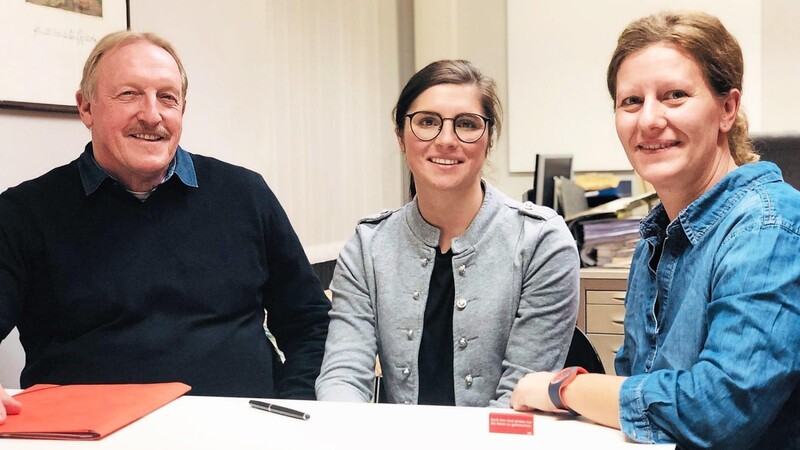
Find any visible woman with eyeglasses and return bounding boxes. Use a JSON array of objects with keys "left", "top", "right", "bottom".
[{"left": 315, "top": 60, "right": 580, "bottom": 406}]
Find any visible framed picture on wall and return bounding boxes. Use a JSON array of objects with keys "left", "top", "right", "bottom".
[{"left": 0, "top": 0, "right": 130, "bottom": 114}]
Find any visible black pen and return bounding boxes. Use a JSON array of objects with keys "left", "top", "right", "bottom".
[{"left": 249, "top": 399, "right": 310, "bottom": 420}]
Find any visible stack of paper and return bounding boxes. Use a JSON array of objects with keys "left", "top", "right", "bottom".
[
  {"left": 562, "top": 191, "right": 659, "bottom": 268},
  {"left": 579, "top": 217, "right": 642, "bottom": 268},
  {"left": 564, "top": 191, "right": 658, "bottom": 223}
]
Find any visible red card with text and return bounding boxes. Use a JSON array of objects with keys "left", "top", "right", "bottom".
[{"left": 488, "top": 412, "right": 534, "bottom": 435}]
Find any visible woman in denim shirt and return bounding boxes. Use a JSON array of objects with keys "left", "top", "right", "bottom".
[{"left": 511, "top": 11, "right": 799, "bottom": 449}]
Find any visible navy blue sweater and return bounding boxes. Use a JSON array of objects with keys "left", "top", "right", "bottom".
[{"left": 0, "top": 146, "right": 330, "bottom": 398}]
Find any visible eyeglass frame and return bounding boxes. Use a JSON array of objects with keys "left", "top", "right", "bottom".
[{"left": 404, "top": 111, "right": 493, "bottom": 144}]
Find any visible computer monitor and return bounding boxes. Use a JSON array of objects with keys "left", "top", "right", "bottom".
[{"left": 530, "top": 153, "right": 573, "bottom": 210}]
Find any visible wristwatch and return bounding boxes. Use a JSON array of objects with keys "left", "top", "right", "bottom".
[{"left": 548, "top": 366, "right": 587, "bottom": 415}]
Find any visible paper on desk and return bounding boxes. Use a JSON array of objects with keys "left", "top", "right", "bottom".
[
  {"left": 564, "top": 191, "right": 659, "bottom": 223},
  {"left": 0, "top": 382, "right": 191, "bottom": 440},
  {"left": 578, "top": 217, "right": 642, "bottom": 268}
]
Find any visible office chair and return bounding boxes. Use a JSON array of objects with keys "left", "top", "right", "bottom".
[
  {"left": 751, "top": 134, "right": 800, "bottom": 190},
  {"left": 564, "top": 327, "right": 606, "bottom": 374},
  {"left": 373, "top": 370, "right": 387, "bottom": 404},
  {"left": 372, "top": 327, "right": 606, "bottom": 404}
]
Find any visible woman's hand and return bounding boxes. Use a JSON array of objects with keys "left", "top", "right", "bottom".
[
  {"left": 511, "top": 371, "right": 626, "bottom": 430},
  {"left": 509, "top": 371, "right": 559, "bottom": 412}
]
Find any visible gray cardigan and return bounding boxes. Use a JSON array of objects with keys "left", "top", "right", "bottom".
[{"left": 315, "top": 182, "right": 579, "bottom": 406}]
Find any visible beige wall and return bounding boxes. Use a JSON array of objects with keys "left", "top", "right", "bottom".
[
  {"left": 506, "top": 0, "right": 765, "bottom": 173},
  {"left": 762, "top": 1, "right": 800, "bottom": 133},
  {"left": 3, "top": 1, "right": 798, "bottom": 254},
  {"left": 0, "top": 0, "right": 406, "bottom": 266},
  {"left": 412, "top": 0, "right": 532, "bottom": 200},
  {"left": 415, "top": 0, "right": 799, "bottom": 199}
]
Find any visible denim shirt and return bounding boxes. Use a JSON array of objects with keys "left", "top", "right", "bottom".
[
  {"left": 616, "top": 162, "right": 800, "bottom": 449},
  {"left": 77, "top": 142, "right": 199, "bottom": 195}
]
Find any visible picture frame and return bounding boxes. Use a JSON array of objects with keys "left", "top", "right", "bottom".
[{"left": 0, "top": 0, "right": 130, "bottom": 114}]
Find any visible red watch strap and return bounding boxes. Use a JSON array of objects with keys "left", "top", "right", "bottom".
[{"left": 548, "top": 366, "right": 588, "bottom": 415}]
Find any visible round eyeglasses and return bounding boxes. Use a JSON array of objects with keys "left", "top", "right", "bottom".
[{"left": 405, "top": 111, "right": 492, "bottom": 144}]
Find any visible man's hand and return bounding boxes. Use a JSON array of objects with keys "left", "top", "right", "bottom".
[
  {"left": 509, "top": 371, "right": 559, "bottom": 412},
  {"left": 0, "top": 384, "right": 22, "bottom": 425}
]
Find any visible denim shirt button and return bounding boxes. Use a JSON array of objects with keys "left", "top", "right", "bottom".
[
  {"left": 456, "top": 298, "right": 467, "bottom": 310},
  {"left": 412, "top": 290, "right": 420, "bottom": 300},
  {"left": 421, "top": 258, "right": 429, "bottom": 267},
  {"left": 465, "top": 374, "right": 474, "bottom": 387},
  {"left": 458, "top": 264, "right": 466, "bottom": 276},
  {"left": 458, "top": 337, "right": 468, "bottom": 349}
]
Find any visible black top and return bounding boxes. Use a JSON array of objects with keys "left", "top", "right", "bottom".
[
  {"left": 417, "top": 247, "right": 455, "bottom": 406},
  {"left": 0, "top": 144, "right": 330, "bottom": 399}
]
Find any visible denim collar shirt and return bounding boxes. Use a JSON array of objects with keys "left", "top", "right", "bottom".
[
  {"left": 77, "top": 142, "right": 199, "bottom": 196},
  {"left": 616, "top": 162, "right": 800, "bottom": 449}
]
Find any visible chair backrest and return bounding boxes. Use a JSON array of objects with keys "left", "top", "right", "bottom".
[
  {"left": 563, "top": 327, "right": 605, "bottom": 374},
  {"left": 373, "top": 327, "right": 605, "bottom": 403},
  {"left": 751, "top": 134, "right": 800, "bottom": 190}
]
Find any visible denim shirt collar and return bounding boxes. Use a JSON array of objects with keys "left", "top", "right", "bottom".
[
  {"left": 77, "top": 142, "right": 199, "bottom": 195},
  {"left": 404, "top": 180, "right": 501, "bottom": 254},
  {"left": 640, "top": 162, "right": 783, "bottom": 246}
]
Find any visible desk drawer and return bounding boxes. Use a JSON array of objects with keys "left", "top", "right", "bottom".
[
  {"left": 586, "top": 304, "right": 625, "bottom": 334},
  {"left": 587, "top": 334, "right": 624, "bottom": 376},
  {"left": 586, "top": 290, "right": 626, "bottom": 305}
]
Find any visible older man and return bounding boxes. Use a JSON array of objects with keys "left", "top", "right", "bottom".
[{"left": 0, "top": 31, "right": 330, "bottom": 422}]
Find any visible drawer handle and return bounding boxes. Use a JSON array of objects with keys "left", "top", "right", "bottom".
[
  {"left": 612, "top": 294, "right": 626, "bottom": 301},
  {"left": 612, "top": 318, "right": 625, "bottom": 325}
]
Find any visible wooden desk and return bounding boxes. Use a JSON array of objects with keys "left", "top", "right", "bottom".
[{"left": 2, "top": 392, "right": 673, "bottom": 449}]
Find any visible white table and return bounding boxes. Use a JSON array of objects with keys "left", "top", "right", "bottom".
[{"left": 2, "top": 393, "right": 674, "bottom": 449}]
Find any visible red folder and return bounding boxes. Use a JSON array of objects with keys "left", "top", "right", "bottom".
[{"left": 0, "top": 382, "right": 191, "bottom": 440}]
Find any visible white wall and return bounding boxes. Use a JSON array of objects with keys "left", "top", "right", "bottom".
[
  {"left": 2, "top": 1, "right": 797, "bottom": 255},
  {"left": 505, "top": 0, "right": 799, "bottom": 174},
  {"left": 762, "top": 1, "right": 800, "bottom": 134},
  {"left": 507, "top": 0, "right": 762, "bottom": 173},
  {"left": 0, "top": 0, "right": 406, "bottom": 264},
  {"left": 412, "top": 0, "right": 533, "bottom": 200},
  {"left": 0, "top": 328, "right": 23, "bottom": 389},
  {"left": 129, "top": 0, "right": 405, "bottom": 263},
  {"left": 412, "top": 0, "right": 799, "bottom": 199}
]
